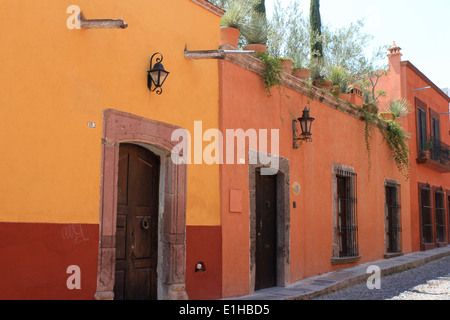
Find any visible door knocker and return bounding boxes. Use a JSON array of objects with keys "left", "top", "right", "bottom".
[{"left": 141, "top": 218, "right": 150, "bottom": 230}]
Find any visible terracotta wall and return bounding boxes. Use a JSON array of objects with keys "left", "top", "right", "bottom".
[
  {"left": 378, "top": 51, "right": 450, "bottom": 252},
  {"left": 0, "top": 223, "right": 98, "bottom": 300},
  {"left": 186, "top": 226, "right": 222, "bottom": 300},
  {"left": 403, "top": 64, "right": 450, "bottom": 252},
  {"left": 219, "top": 57, "right": 411, "bottom": 299}
]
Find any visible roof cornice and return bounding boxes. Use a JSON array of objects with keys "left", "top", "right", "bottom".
[
  {"left": 402, "top": 61, "right": 450, "bottom": 102},
  {"left": 189, "top": 0, "right": 226, "bottom": 17}
]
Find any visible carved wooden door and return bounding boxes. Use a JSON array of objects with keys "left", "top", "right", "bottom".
[{"left": 114, "top": 144, "right": 160, "bottom": 300}]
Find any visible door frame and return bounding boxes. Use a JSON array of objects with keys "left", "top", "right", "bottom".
[
  {"left": 248, "top": 150, "right": 290, "bottom": 294},
  {"left": 95, "top": 109, "right": 188, "bottom": 300},
  {"left": 114, "top": 143, "right": 160, "bottom": 300},
  {"left": 255, "top": 170, "right": 278, "bottom": 290}
]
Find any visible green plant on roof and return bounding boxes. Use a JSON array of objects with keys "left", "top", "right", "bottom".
[
  {"left": 241, "top": 13, "right": 269, "bottom": 45},
  {"left": 388, "top": 98, "right": 412, "bottom": 119},
  {"left": 328, "top": 66, "right": 352, "bottom": 94},
  {"left": 220, "top": 0, "right": 251, "bottom": 29},
  {"left": 255, "top": 51, "right": 283, "bottom": 96}
]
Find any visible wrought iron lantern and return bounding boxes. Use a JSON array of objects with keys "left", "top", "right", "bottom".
[
  {"left": 147, "top": 52, "right": 169, "bottom": 94},
  {"left": 293, "top": 107, "right": 315, "bottom": 148}
]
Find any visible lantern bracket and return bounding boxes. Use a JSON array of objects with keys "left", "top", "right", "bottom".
[
  {"left": 293, "top": 107, "right": 315, "bottom": 149},
  {"left": 147, "top": 52, "right": 169, "bottom": 95}
]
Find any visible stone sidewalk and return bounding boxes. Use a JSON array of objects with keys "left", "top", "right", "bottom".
[{"left": 229, "top": 246, "right": 450, "bottom": 300}]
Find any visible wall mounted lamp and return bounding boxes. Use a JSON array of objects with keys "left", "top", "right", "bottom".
[
  {"left": 148, "top": 52, "right": 169, "bottom": 95},
  {"left": 293, "top": 107, "right": 315, "bottom": 149}
]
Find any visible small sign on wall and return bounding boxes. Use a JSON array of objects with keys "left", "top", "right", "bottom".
[{"left": 229, "top": 189, "right": 242, "bottom": 213}]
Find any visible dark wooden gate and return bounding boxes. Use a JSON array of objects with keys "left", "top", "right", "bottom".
[
  {"left": 114, "top": 144, "right": 160, "bottom": 300},
  {"left": 255, "top": 171, "right": 277, "bottom": 290}
]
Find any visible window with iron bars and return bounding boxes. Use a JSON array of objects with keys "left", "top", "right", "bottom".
[
  {"left": 419, "top": 184, "right": 434, "bottom": 246},
  {"left": 435, "top": 188, "right": 447, "bottom": 244},
  {"left": 419, "top": 184, "right": 448, "bottom": 250},
  {"left": 385, "top": 181, "right": 402, "bottom": 254},
  {"left": 335, "top": 170, "right": 358, "bottom": 258}
]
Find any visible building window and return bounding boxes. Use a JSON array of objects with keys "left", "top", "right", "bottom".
[
  {"left": 435, "top": 187, "right": 447, "bottom": 244},
  {"left": 335, "top": 169, "right": 358, "bottom": 258},
  {"left": 419, "top": 183, "right": 433, "bottom": 248},
  {"left": 385, "top": 181, "right": 402, "bottom": 254},
  {"left": 418, "top": 183, "right": 449, "bottom": 250},
  {"left": 431, "top": 115, "right": 440, "bottom": 143},
  {"left": 416, "top": 100, "right": 428, "bottom": 157}
]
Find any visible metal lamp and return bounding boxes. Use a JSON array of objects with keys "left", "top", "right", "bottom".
[
  {"left": 148, "top": 52, "right": 169, "bottom": 95},
  {"left": 293, "top": 107, "right": 315, "bottom": 148}
]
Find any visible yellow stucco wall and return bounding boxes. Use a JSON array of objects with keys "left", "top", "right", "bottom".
[{"left": 0, "top": 0, "right": 221, "bottom": 225}]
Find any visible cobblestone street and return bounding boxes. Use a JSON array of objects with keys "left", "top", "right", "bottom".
[{"left": 313, "top": 256, "right": 450, "bottom": 300}]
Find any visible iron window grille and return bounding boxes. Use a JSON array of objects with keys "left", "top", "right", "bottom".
[
  {"left": 335, "top": 170, "right": 358, "bottom": 258},
  {"left": 385, "top": 182, "right": 402, "bottom": 254},
  {"left": 420, "top": 135, "right": 450, "bottom": 165},
  {"left": 419, "top": 184, "right": 434, "bottom": 245},
  {"left": 435, "top": 188, "right": 447, "bottom": 243}
]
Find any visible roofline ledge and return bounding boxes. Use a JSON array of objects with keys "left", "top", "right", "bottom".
[
  {"left": 402, "top": 61, "right": 450, "bottom": 103},
  {"left": 189, "top": 0, "right": 226, "bottom": 17}
]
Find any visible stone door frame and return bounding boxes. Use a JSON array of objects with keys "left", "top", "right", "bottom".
[
  {"left": 248, "top": 150, "right": 290, "bottom": 294},
  {"left": 94, "top": 109, "right": 188, "bottom": 300}
]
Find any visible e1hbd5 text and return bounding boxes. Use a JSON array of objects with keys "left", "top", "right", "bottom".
[{"left": 223, "top": 304, "right": 270, "bottom": 315}]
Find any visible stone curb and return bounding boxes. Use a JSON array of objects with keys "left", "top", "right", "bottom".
[{"left": 229, "top": 246, "right": 450, "bottom": 300}]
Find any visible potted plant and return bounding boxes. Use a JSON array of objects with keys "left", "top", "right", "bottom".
[
  {"left": 388, "top": 98, "right": 412, "bottom": 120},
  {"left": 327, "top": 66, "right": 354, "bottom": 99},
  {"left": 292, "top": 66, "right": 311, "bottom": 81},
  {"left": 313, "top": 77, "right": 333, "bottom": 91},
  {"left": 219, "top": 1, "right": 250, "bottom": 48},
  {"left": 331, "top": 85, "right": 342, "bottom": 98},
  {"left": 310, "top": 56, "right": 329, "bottom": 89},
  {"left": 437, "top": 152, "right": 446, "bottom": 165},
  {"left": 312, "top": 63, "right": 332, "bottom": 90},
  {"left": 278, "top": 57, "right": 293, "bottom": 74},
  {"left": 444, "top": 151, "right": 450, "bottom": 166},
  {"left": 363, "top": 102, "right": 379, "bottom": 115},
  {"left": 242, "top": 13, "right": 268, "bottom": 53},
  {"left": 379, "top": 111, "right": 395, "bottom": 121},
  {"left": 422, "top": 141, "right": 433, "bottom": 158},
  {"left": 291, "top": 55, "right": 311, "bottom": 81}
]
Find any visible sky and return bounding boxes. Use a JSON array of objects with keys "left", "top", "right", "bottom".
[{"left": 266, "top": 0, "right": 450, "bottom": 91}]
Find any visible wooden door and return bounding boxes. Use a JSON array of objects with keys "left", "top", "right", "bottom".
[
  {"left": 114, "top": 144, "right": 160, "bottom": 300},
  {"left": 255, "top": 171, "right": 277, "bottom": 290},
  {"left": 386, "top": 185, "right": 400, "bottom": 253}
]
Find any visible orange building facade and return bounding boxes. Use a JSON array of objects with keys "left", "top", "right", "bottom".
[
  {"left": 378, "top": 44, "right": 450, "bottom": 254},
  {"left": 0, "top": 0, "right": 224, "bottom": 300},
  {"left": 216, "top": 47, "right": 414, "bottom": 299},
  {"left": 1, "top": 0, "right": 449, "bottom": 301},
  {"left": 213, "top": 42, "right": 450, "bottom": 299}
]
